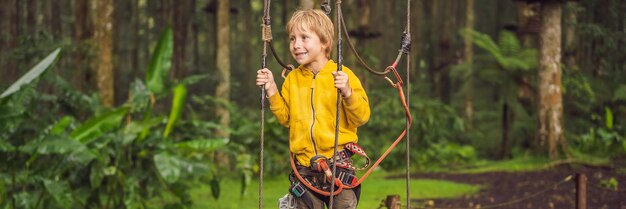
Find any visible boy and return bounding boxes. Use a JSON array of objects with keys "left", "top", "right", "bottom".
[{"left": 256, "top": 9, "right": 370, "bottom": 209}]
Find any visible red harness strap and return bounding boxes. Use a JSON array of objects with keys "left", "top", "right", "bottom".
[
  {"left": 332, "top": 143, "right": 370, "bottom": 171},
  {"left": 290, "top": 72, "right": 413, "bottom": 196}
]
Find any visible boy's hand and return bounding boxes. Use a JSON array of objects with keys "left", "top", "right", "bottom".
[
  {"left": 332, "top": 71, "right": 352, "bottom": 98},
  {"left": 256, "top": 68, "right": 278, "bottom": 97}
]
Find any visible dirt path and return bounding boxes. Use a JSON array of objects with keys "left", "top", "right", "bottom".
[{"left": 406, "top": 165, "right": 626, "bottom": 209}]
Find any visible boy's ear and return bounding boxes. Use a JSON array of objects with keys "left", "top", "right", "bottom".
[{"left": 322, "top": 42, "right": 330, "bottom": 55}]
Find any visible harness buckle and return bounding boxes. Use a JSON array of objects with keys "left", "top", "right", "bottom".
[
  {"left": 338, "top": 171, "right": 358, "bottom": 186},
  {"left": 290, "top": 182, "right": 306, "bottom": 197},
  {"left": 309, "top": 155, "right": 327, "bottom": 172}
]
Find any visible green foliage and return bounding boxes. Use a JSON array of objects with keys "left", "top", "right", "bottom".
[
  {"left": 361, "top": 89, "right": 472, "bottom": 170},
  {"left": 146, "top": 26, "right": 173, "bottom": 95},
  {"left": 452, "top": 29, "right": 540, "bottom": 158},
  {"left": 0, "top": 28, "right": 222, "bottom": 209},
  {"left": 164, "top": 84, "right": 187, "bottom": 137},
  {"left": 185, "top": 93, "right": 287, "bottom": 197},
  {"left": 572, "top": 106, "right": 625, "bottom": 156},
  {"left": 460, "top": 30, "right": 537, "bottom": 72},
  {"left": 599, "top": 177, "right": 619, "bottom": 191},
  {"left": 614, "top": 85, "right": 626, "bottom": 101},
  {"left": 1, "top": 48, "right": 60, "bottom": 98},
  {"left": 70, "top": 107, "right": 129, "bottom": 143}
]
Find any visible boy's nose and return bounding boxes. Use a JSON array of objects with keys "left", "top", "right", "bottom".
[{"left": 293, "top": 39, "right": 303, "bottom": 48}]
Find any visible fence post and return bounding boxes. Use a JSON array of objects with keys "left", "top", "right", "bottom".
[
  {"left": 385, "top": 195, "right": 401, "bottom": 209},
  {"left": 576, "top": 173, "right": 587, "bottom": 209}
]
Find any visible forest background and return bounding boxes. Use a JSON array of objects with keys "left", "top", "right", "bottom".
[{"left": 0, "top": 0, "right": 624, "bottom": 208}]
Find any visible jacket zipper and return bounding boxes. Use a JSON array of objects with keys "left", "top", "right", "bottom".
[{"left": 310, "top": 73, "right": 319, "bottom": 156}]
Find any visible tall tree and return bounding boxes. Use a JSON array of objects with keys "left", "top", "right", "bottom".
[
  {"left": 1, "top": 0, "right": 19, "bottom": 85},
  {"left": 299, "top": 0, "right": 314, "bottom": 9},
  {"left": 437, "top": 0, "right": 454, "bottom": 103},
  {"left": 563, "top": 1, "right": 579, "bottom": 71},
  {"left": 215, "top": 0, "right": 230, "bottom": 138},
  {"left": 26, "top": 0, "right": 38, "bottom": 36},
  {"left": 94, "top": 0, "right": 115, "bottom": 107},
  {"left": 48, "top": 0, "right": 63, "bottom": 37},
  {"left": 463, "top": 0, "right": 475, "bottom": 129},
  {"left": 537, "top": 1, "right": 566, "bottom": 159},
  {"left": 114, "top": 0, "right": 135, "bottom": 104},
  {"left": 410, "top": 0, "right": 424, "bottom": 80},
  {"left": 74, "top": 0, "right": 94, "bottom": 92},
  {"left": 172, "top": 0, "right": 193, "bottom": 79}
]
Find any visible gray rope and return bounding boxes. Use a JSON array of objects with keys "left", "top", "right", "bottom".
[
  {"left": 405, "top": 0, "right": 412, "bottom": 208},
  {"left": 259, "top": 0, "right": 271, "bottom": 208},
  {"left": 329, "top": 0, "right": 343, "bottom": 208}
]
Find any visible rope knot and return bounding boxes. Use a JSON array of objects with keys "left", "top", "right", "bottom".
[
  {"left": 261, "top": 24, "right": 273, "bottom": 42},
  {"left": 400, "top": 32, "right": 411, "bottom": 54},
  {"left": 321, "top": 2, "right": 331, "bottom": 16}
]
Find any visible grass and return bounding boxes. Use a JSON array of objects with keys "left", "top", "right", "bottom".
[
  {"left": 456, "top": 156, "right": 552, "bottom": 174},
  {"left": 188, "top": 170, "right": 480, "bottom": 209},
  {"left": 155, "top": 153, "right": 611, "bottom": 208}
]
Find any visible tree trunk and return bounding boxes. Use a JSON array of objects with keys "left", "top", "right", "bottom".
[
  {"left": 501, "top": 102, "right": 511, "bottom": 159},
  {"left": 50, "top": 0, "right": 63, "bottom": 37},
  {"left": 239, "top": 0, "right": 256, "bottom": 106},
  {"left": 172, "top": 0, "right": 192, "bottom": 79},
  {"left": 215, "top": 0, "right": 230, "bottom": 138},
  {"left": 537, "top": 1, "right": 565, "bottom": 159},
  {"left": 438, "top": 0, "right": 453, "bottom": 103},
  {"left": 74, "top": 0, "right": 94, "bottom": 92},
  {"left": 463, "top": 0, "right": 475, "bottom": 130},
  {"left": 94, "top": 0, "right": 115, "bottom": 107},
  {"left": 410, "top": 0, "right": 423, "bottom": 81},
  {"left": 27, "top": 0, "right": 38, "bottom": 36},
  {"left": 299, "top": 0, "right": 314, "bottom": 9},
  {"left": 192, "top": 0, "right": 200, "bottom": 76},
  {"left": 131, "top": 0, "right": 140, "bottom": 78},
  {"left": 426, "top": 0, "right": 441, "bottom": 99},
  {"left": 114, "top": 0, "right": 134, "bottom": 104},
  {"left": 564, "top": 1, "right": 579, "bottom": 72},
  {"left": 2, "top": 0, "right": 20, "bottom": 84}
]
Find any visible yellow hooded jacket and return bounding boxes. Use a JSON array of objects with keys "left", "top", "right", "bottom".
[{"left": 268, "top": 60, "right": 370, "bottom": 167}]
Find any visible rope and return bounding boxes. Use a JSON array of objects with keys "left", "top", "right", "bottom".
[
  {"left": 404, "top": 0, "right": 411, "bottom": 207},
  {"left": 261, "top": 24, "right": 272, "bottom": 42},
  {"left": 339, "top": 11, "right": 398, "bottom": 76},
  {"left": 290, "top": 0, "right": 414, "bottom": 200},
  {"left": 259, "top": 0, "right": 271, "bottom": 208},
  {"left": 329, "top": 0, "right": 344, "bottom": 207},
  {"left": 269, "top": 40, "right": 295, "bottom": 72},
  {"left": 406, "top": 175, "right": 574, "bottom": 209},
  {"left": 259, "top": 0, "right": 414, "bottom": 205},
  {"left": 263, "top": 0, "right": 294, "bottom": 75},
  {"left": 322, "top": 0, "right": 332, "bottom": 16}
]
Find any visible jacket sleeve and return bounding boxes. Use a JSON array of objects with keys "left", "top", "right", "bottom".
[
  {"left": 342, "top": 70, "right": 370, "bottom": 128},
  {"left": 268, "top": 77, "right": 290, "bottom": 128}
]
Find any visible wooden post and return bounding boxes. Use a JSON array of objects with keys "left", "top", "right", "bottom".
[
  {"left": 385, "top": 195, "right": 400, "bottom": 209},
  {"left": 576, "top": 173, "right": 587, "bottom": 209}
]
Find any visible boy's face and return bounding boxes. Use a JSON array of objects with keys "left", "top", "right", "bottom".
[{"left": 289, "top": 26, "right": 328, "bottom": 68}]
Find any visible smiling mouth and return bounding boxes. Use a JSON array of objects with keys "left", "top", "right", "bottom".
[{"left": 294, "top": 52, "right": 308, "bottom": 58}]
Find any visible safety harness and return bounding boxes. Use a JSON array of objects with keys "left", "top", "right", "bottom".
[{"left": 260, "top": 0, "right": 413, "bottom": 208}]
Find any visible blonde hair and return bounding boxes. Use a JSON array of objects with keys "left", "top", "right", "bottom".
[{"left": 286, "top": 9, "right": 334, "bottom": 57}]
